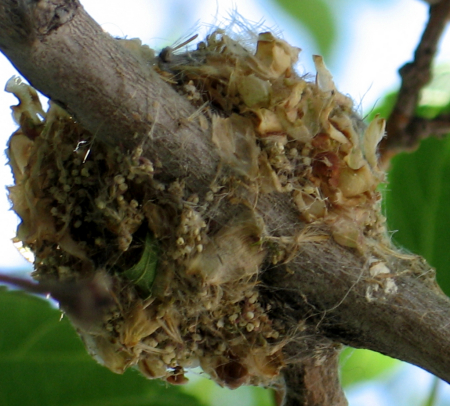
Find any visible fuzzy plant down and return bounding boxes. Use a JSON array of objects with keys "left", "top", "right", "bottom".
[{"left": 6, "top": 29, "right": 409, "bottom": 390}]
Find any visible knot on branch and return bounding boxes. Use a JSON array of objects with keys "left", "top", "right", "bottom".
[{"left": 34, "top": 0, "right": 78, "bottom": 35}]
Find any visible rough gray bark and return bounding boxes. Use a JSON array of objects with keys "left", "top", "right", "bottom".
[
  {"left": 281, "top": 353, "right": 347, "bottom": 406},
  {"left": 263, "top": 239, "right": 450, "bottom": 384},
  {"left": 1, "top": 1, "right": 450, "bottom": 405},
  {"left": 0, "top": 0, "right": 219, "bottom": 190}
]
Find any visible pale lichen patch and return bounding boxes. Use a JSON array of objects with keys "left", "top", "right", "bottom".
[{"left": 366, "top": 261, "right": 398, "bottom": 302}]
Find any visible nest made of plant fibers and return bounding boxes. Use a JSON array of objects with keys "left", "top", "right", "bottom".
[{"left": 6, "top": 28, "right": 389, "bottom": 389}]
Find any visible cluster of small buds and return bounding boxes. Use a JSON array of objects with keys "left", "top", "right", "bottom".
[
  {"left": 21, "top": 108, "right": 164, "bottom": 282},
  {"left": 167, "top": 179, "right": 186, "bottom": 200},
  {"left": 127, "top": 150, "right": 155, "bottom": 180},
  {"left": 104, "top": 307, "right": 123, "bottom": 333},
  {"left": 47, "top": 153, "right": 98, "bottom": 224},
  {"left": 221, "top": 290, "right": 273, "bottom": 338},
  {"left": 173, "top": 205, "right": 207, "bottom": 260},
  {"left": 193, "top": 286, "right": 277, "bottom": 347},
  {"left": 263, "top": 138, "right": 292, "bottom": 172},
  {"left": 182, "top": 80, "right": 202, "bottom": 102}
]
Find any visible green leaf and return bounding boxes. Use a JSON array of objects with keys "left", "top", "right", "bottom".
[
  {"left": 182, "top": 374, "right": 274, "bottom": 406},
  {"left": 385, "top": 136, "right": 450, "bottom": 295},
  {"left": 340, "top": 348, "right": 399, "bottom": 388},
  {"left": 423, "top": 377, "right": 440, "bottom": 406},
  {"left": 0, "top": 288, "right": 204, "bottom": 406},
  {"left": 272, "top": 0, "right": 337, "bottom": 57},
  {"left": 419, "top": 64, "right": 450, "bottom": 110},
  {"left": 368, "top": 66, "right": 450, "bottom": 123},
  {"left": 123, "top": 233, "right": 158, "bottom": 296}
]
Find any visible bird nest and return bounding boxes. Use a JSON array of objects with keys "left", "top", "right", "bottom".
[{"left": 6, "top": 29, "right": 388, "bottom": 389}]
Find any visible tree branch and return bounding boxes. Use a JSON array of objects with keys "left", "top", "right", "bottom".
[
  {"left": 2, "top": 1, "right": 450, "bottom": 405},
  {"left": 280, "top": 353, "right": 347, "bottom": 406},
  {"left": 0, "top": 0, "right": 219, "bottom": 190},
  {"left": 408, "top": 113, "right": 450, "bottom": 140},
  {"left": 381, "top": 0, "right": 450, "bottom": 165},
  {"left": 262, "top": 238, "right": 450, "bottom": 385}
]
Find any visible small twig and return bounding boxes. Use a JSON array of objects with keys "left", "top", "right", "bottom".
[
  {"left": 0, "top": 272, "right": 114, "bottom": 331},
  {"left": 407, "top": 113, "right": 450, "bottom": 141},
  {"left": 381, "top": 0, "right": 450, "bottom": 165}
]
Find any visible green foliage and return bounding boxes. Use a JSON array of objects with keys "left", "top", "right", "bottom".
[
  {"left": 367, "top": 64, "right": 450, "bottom": 297},
  {"left": 423, "top": 377, "right": 440, "bottom": 406},
  {"left": 373, "top": 65, "right": 450, "bottom": 296},
  {"left": 384, "top": 136, "right": 450, "bottom": 295},
  {"left": 368, "top": 65, "right": 450, "bottom": 122},
  {"left": 123, "top": 233, "right": 158, "bottom": 296},
  {"left": 340, "top": 348, "right": 399, "bottom": 388},
  {"left": 418, "top": 64, "right": 450, "bottom": 118},
  {"left": 0, "top": 288, "right": 204, "bottom": 406},
  {"left": 182, "top": 375, "right": 274, "bottom": 406},
  {"left": 272, "top": 0, "right": 337, "bottom": 57}
]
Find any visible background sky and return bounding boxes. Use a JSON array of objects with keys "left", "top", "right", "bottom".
[{"left": 0, "top": 0, "right": 449, "bottom": 404}]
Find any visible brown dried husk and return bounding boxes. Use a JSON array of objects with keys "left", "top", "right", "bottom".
[{"left": 6, "top": 30, "right": 391, "bottom": 389}]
